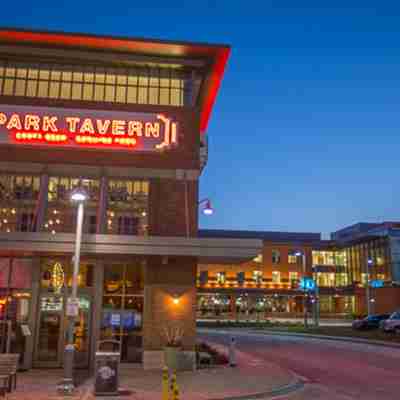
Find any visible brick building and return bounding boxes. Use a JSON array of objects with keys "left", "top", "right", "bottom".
[
  {"left": 0, "top": 28, "right": 261, "bottom": 370},
  {"left": 197, "top": 223, "right": 400, "bottom": 320}
]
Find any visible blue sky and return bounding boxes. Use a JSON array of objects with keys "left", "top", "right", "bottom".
[{"left": 2, "top": 0, "right": 400, "bottom": 237}]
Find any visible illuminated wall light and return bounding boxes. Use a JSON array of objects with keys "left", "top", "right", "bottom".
[
  {"left": 44, "top": 223, "right": 49, "bottom": 228},
  {"left": 11, "top": 209, "right": 16, "bottom": 215},
  {"left": 3, "top": 219, "right": 7, "bottom": 224},
  {"left": 51, "top": 230, "right": 56, "bottom": 235},
  {"left": 55, "top": 219, "right": 60, "bottom": 224},
  {"left": 172, "top": 294, "right": 180, "bottom": 305}
]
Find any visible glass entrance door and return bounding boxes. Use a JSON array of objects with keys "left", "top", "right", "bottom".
[
  {"left": 35, "top": 295, "right": 91, "bottom": 368},
  {"left": 36, "top": 296, "right": 64, "bottom": 365}
]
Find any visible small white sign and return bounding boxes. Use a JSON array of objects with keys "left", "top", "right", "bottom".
[
  {"left": 66, "top": 298, "right": 80, "bottom": 317},
  {"left": 110, "top": 313, "right": 121, "bottom": 327},
  {"left": 20, "top": 324, "right": 31, "bottom": 336}
]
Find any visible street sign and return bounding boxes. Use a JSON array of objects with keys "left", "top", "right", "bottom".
[
  {"left": 66, "top": 297, "right": 80, "bottom": 317},
  {"left": 370, "top": 279, "right": 384, "bottom": 288},
  {"left": 299, "top": 277, "right": 316, "bottom": 292}
]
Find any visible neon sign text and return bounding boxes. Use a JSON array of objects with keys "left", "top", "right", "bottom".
[{"left": 0, "top": 105, "right": 178, "bottom": 152}]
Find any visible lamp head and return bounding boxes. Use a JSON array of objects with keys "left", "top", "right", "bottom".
[
  {"left": 294, "top": 251, "right": 302, "bottom": 257},
  {"left": 367, "top": 258, "right": 373, "bottom": 266},
  {"left": 202, "top": 200, "right": 213, "bottom": 216},
  {"left": 70, "top": 187, "right": 88, "bottom": 203}
]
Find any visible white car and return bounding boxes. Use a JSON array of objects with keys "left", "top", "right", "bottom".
[{"left": 381, "top": 311, "right": 400, "bottom": 333}]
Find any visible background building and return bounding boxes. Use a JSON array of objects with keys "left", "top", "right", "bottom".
[{"left": 197, "top": 223, "right": 400, "bottom": 320}]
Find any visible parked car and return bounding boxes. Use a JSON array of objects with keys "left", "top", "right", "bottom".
[
  {"left": 352, "top": 314, "right": 390, "bottom": 330},
  {"left": 380, "top": 311, "right": 400, "bottom": 332}
]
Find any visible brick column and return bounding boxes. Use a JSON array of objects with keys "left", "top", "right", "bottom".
[{"left": 142, "top": 255, "right": 197, "bottom": 370}]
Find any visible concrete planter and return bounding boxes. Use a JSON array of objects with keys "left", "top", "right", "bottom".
[{"left": 164, "top": 346, "right": 181, "bottom": 371}]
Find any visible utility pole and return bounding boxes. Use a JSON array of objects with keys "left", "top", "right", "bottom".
[{"left": 365, "top": 258, "right": 373, "bottom": 316}]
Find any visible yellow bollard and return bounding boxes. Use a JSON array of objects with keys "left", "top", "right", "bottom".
[
  {"left": 172, "top": 379, "right": 180, "bottom": 400},
  {"left": 169, "top": 370, "right": 179, "bottom": 400},
  {"left": 162, "top": 367, "right": 169, "bottom": 400}
]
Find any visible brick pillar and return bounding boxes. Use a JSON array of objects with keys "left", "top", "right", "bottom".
[
  {"left": 142, "top": 255, "right": 197, "bottom": 370},
  {"left": 230, "top": 294, "right": 238, "bottom": 321}
]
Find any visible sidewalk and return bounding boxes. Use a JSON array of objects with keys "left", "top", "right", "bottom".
[{"left": 5, "top": 349, "right": 299, "bottom": 400}]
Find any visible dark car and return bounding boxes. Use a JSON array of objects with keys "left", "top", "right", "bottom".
[{"left": 352, "top": 314, "right": 390, "bottom": 330}]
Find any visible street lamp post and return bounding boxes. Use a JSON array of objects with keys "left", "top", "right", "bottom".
[
  {"left": 366, "top": 258, "right": 373, "bottom": 316},
  {"left": 58, "top": 186, "right": 88, "bottom": 394},
  {"left": 295, "top": 251, "right": 308, "bottom": 329}
]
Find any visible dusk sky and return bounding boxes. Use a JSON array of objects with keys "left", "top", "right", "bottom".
[{"left": 2, "top": 1, "right": 400, "bottom": 238}]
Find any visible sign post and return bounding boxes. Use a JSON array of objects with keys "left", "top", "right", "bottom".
[{"left": 299, "top": 277, "right": 318, "bottom": 328}]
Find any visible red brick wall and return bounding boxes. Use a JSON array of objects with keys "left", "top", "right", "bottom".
[
  {"left": 149, "top": 178, "right": 198, "bottom": 237},
  {"left": 198, "top": 241, "right": 313, "bottom": 285}
]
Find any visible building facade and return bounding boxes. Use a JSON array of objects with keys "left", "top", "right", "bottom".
[
  {"left": 0, "top": 29, "right": 262, "bottom": 370},
  {"left": 197, "top": 223, "right": 400, "bottom": 320}
]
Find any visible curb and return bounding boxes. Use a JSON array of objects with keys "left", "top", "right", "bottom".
[
  {"left": 250, "top": 329, "right": 400, "bottom": 349},
  {"left": 204, "top": 341, "right": 305, "bottom": 400},
  {"left": 206, "top": 378, "right": 305, "bottom": 400}
]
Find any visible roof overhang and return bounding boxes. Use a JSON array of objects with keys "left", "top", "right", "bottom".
[
  {"left": 0, "top": 233, "right": 261, "bottom": 264},
  {"left": 0, "top": 28, "right": 230, "bottom": 133}
]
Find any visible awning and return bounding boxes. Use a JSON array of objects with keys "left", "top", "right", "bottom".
[{"left": 0, "top": 233, "right": 262, "bottom": 263}]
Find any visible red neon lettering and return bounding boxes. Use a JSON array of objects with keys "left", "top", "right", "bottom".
[
  {"left": 6, "top": 114, "right": 22, "bottom": 130},
  {"left": 128, "top": 121, "right": 143, "bottom": 136},
  {"left": 24, "top": 115, "right": 40, "bottom": 131},
  {"left": 96, "top": 119, "right": 110, "bottom": 134},
  {"left": 145, "top": 122, "right": 160, "bottom": 138},
  {"left": 65, "top": 117, "right": 80, "bottom": 132},
  {"left": 80, "top": 118, "right": 95, "bottom": 134},
  {"left": 42, "top": 116, "right": 58, "bottom": 132},
  {"left": 112, "top": 120, "right": 125, "bottom": 135},
  {"left": 0, "top": 113, "right": 7, "bottom": 125}
]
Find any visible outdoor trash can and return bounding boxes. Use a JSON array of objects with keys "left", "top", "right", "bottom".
[{"left": 94, "top": 340, "right": 121, "bottom": 396}]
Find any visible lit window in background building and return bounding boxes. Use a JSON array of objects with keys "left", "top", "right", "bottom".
[
  {"left": 0, "top": 174, "right": 40, "bottom": 233},
  {"left": 253, "top": 270, "right": 263, "bottom": 284},
  {"left": 376, "top": 256, "right": 385, "bottom": 266},
  {"left": 289, "top": 271, "right": 298, "bottom": 284},
  {"left": 272, "top": 271, "right": 281, "bottom": 284},
  {"left": 315, "top": 272, "right": 336, "bottom": 287},
  {"left": 46, "top": 177, "right": 99, "bottom": 234},
  {"left": 361, "top": 273, "right": 368, "bottom": 286},
  {"left": 312, "top": 251, "right": 347, "bottom": 266},
  {"left": 253, "top": 254, "right": 263, "bottom": 263},
  {"left": 336, "top": 273, "right": 348, "bottom": 287},
  {"left": 107, "top": 180, "right": 149, "bottom": 236},
  {"left": 216, "top": 272, "right": 226, "bottom": 286},
  {"left": 272, "top": 250, "right": 280, "bottom": 264},
  {"left": 288, "top": 251, "right": 298, "bottom": 264}
]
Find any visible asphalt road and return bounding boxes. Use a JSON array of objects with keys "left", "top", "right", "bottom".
[{"left": 200, "top": 329, "right": 400, "bottom": 400}]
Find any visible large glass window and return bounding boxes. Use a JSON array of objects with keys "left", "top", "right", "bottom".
[
  {"left": 40, "top": 259, "right": 94, "bottom": 291},
  {"left": 315, "top": 272, "right": 336, "bottom": 287},
  {"left": 272, "top": 250, "right": 280, "bottom": 264},
  {"left": 107, "top": 180, "right": 149, "bottom": 236},
  {"left": 0, "top": 60, "right": 195, "bottom": 107},
  {"left": 102, "top": 263, "right": 143, "bottom": 363},
  {"left": 288, "top": 251, "right": 298, "bottom": 264},
  {"left": 253, "top": 270, "right": 263, "bottom": 284},
  {"left": 272, "top": 271, "right": 281, "bottom": 284},
  {"left": 289, "top": 271, "right": 298, "bottom": 284},
  {"left": 46, "top": 177, "right": 99, "bottom": 234},
  {"left": 0, "top": 174, "right": 40, "bottom": 232},
  {"left": 312, "top": 251, "right": 347, "bottom": 266}
]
